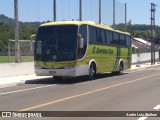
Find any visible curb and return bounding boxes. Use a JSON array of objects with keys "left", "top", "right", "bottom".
[
  {"left": 0, "top": 64, "right": 160, "bottom": 88},
  {"left": 0, "top": 80, "right": 25, "bottom": 88},
  {"left": 0, "top": 75, "right": 51, "bottom": 88}
]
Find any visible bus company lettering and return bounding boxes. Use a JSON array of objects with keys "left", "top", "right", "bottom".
[{"left": 93, "top": 46, "right": 114, "bottom": 55}]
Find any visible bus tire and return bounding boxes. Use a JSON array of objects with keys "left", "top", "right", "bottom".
[
  {"left": 112, "top": 62, "right": 124, "bottom": 75},
  {"left": 88, "top": 63, "right": 96, "bottom": 80},
  {"left": 118, "top": 62, "right": 124, "bottom": 75}
]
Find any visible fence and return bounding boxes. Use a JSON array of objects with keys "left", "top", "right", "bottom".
[
  {"left": 1, "top": 39, "right": 159, "bottom": 63},
  {"left": 0, "top": 39, "right": 34, "bottom": 63},
  {"left": 132, "top": 45, "right": 159, "bottom": 54},
  {"left": 1, "top": 0, "right": 126, "bottom": 26},
  {"left": 0, "top": 52, "right": 159, "bottom": 77},
  {"left": 1, "top": 0, "right": 127, "bottom": 63},
  {"left": 132, "top": 52, "right": 159, "bottom": 64}
]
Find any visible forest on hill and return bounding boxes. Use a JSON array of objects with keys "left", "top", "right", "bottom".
[
  {"left": 0, "top": 14, "right": 160, "bottom": 51},
  {"left": 115, "top": 23, "right": 160, "bottom": 40},
  {"left": 0, "top": 14, "right": 41, "bottom": 51}
]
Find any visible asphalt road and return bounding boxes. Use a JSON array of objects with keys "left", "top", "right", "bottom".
[{"left": 0, "top": 66, "right": 160, "bottom": 120}]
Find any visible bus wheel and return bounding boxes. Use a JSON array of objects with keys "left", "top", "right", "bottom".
[
  {"left": 117, "top": 62, "right": 124, "bottom": 75},
  {"left": 112, "top": 62, "right": 123, "bottom": 75},
  {"left": 88, "top": 63, "right": 96, "bottom": 80}
]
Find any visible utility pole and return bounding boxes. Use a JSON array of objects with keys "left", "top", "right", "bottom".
[
  {"left": 14, "top": 0, "right": 20, "bottom": 63},
  {"left": 113, "top": 0, "right": 115, "bottom": 29},
  {"left": 153, "top": 4, "right": 156, "bottom": 64},
  {"left": 125, "top": 3, "right": 127, "bottom": 32},
  {"left": 128, "top": 19, "right": 131, "bottom": 32},
  {"left": 79, "top": 0, "right": 82, "bottom": 21},
  {"left": 99, "top": 0, "right": 101, "bottom": 23},
  {"left": 159, "top": 44, "right": 160, "bottom": 63},
  {"left": 150, "top": 3, "right": 156, "bottom": 65},
  {"left": 53, "top": 0, "right": 56, "bottom": 21}
]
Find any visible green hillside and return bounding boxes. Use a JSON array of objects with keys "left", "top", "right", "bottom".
[
  {"left": 1, "top": 14, "right": 160, "bottom": 52},
  {"left": 0, "top": 14, "right": 41, "bottom": 51}
]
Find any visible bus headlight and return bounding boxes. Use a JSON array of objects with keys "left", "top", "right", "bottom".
[{"left": 35, "top": 65, "right": 42, "bottom": 69}]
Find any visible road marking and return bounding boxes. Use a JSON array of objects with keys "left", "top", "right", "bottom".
[
  {"left": 153, "top": 105, "right": 160, "bottom": 110},
  {"left": 0, "top": 84, "right": 56, "bottom": 96},
  {"left": 138, "top": 117, "right": 147, "bottom": 120},
  {"left": 138, "top": 104, "right": 160, "bottom": 120},
  {"left": 19, "top": 73, "right": 160, "bottom": 111}
]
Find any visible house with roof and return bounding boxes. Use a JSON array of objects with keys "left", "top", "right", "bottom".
[
  {"left": 132, "top": 38, "right": 151, "bottom": 54},
  {"left": 131, "top": 38, "right": 159, "bottom": 64}
]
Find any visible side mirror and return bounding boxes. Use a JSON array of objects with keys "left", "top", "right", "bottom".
[
  {"left": 78, "top": 34, "right": 84, "bottom": 49},
  {"left": 30, "top": 34, "right": 36, "bottom": 41},
  {"left": 80, "top": 38, "right": 84, "bottom": 49}
]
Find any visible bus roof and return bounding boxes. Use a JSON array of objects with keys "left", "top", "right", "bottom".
[{"left": 40, "top": 21, "right": 130, "bottom": 35}]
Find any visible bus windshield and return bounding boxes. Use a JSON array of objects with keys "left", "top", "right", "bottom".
[{"left": 35, "top": 25, "right": 78, "bottom": 62}]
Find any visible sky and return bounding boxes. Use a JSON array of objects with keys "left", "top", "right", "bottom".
[
  {"left": 122, "top": 0, "right": 160, "bottom": 25},
  {"left": 0, "top": 0, "right": 160, "bottom": 25}
]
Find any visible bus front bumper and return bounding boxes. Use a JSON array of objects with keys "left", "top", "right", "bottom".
[{"left": 35, "top": 65, "right": 89, "bottom": 77}]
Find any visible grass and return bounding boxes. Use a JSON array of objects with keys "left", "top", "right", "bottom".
[{"left": 0, "top": 56, "right": 34, "bottom": 63}]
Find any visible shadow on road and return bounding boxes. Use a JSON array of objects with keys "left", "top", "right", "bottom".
[{"left": 25, "top": 73, "right": 128, "bottom": 85}]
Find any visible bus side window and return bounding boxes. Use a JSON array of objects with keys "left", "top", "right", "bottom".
[
  {"left": 120, "top": 34, "right": 126, "bottom": 46},
  {"left": 111, "top": 32, "right": 119, "bottom": 45},
  {"left": 78, "top": 25, "right": 88, "bottom": 59},
  {"left": 89, "top": 26, "right": 97, "bottom": 43},
  {"left": 101, "top": 29, "right": 106, "bottom": 43},
  {"left": 106, "top": 30, "right": 112, "bottom": 44},
  {"left": 126, "top": 36, "right": 131, "bottom": 46},
  {"left": 80, "top": 25, "right": 87, "bottom": 43},
  {"left": 89, "top": 26, "right": 93, "bottom": 43},
  {"left": 97, "top": 28, "right": 101, "bottom": 43},
  {"left": 96, "top": 28, "right": 106, "bottom": 43}
]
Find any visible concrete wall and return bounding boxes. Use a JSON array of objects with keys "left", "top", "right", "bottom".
[
  {"left": 0, "top": 52, "right": 159, "bottom": 77},
  {"left": 132, "top": 52, "right": 159, "bottom": 64},
  {"left": 0, "top": 62, "right": 34, "bottom": 78}
]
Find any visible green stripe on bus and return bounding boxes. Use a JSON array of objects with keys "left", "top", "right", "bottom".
[
  {"left": 113, "top": 47, "right": 121, "bottom": 71},
  {"left": 128, "top": 47, "right": 131, "bottom": 68}
]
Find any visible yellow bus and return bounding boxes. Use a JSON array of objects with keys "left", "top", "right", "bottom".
[{"left": 34, "top": 21, "right": 131, "bottom": 80}]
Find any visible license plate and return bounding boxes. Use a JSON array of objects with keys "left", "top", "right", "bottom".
[{"left": 49, "top": 71, "right": 56, "bottom": 75}]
